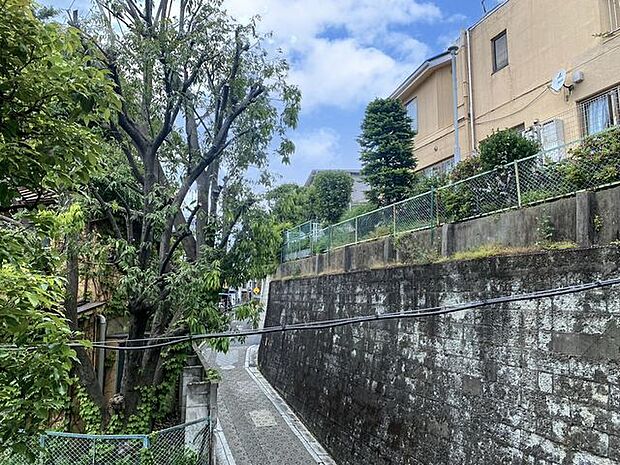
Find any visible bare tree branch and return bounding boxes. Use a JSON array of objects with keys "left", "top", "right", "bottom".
[
  {"left": 159, "top": 202, "right": 201, "bottom": 274},
  {"left": 93, "top": 190, "right": 123, "bottom": 240}
]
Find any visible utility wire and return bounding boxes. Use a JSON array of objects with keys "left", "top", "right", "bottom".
[
  {"left": 2, "top": 276, "right": 618, "bottom": 353},
  {"left": 84, "top": 276, "right": 620, "bottom": 351}
]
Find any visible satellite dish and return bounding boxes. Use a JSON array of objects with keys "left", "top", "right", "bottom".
[{"left": 550, "top": 69, "right": 567, "bottom": 93}]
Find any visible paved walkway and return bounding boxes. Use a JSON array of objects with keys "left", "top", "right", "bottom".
[{"left": 200, "top": 338, "right": 335, "bottom": 465}]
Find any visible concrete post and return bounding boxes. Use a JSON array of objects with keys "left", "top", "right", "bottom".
[
  {"left": 185, "top": 381, "right": 218, "bottom": 463},
  {"left": 576, "top": 191, "right": 594, "bottom": 247},
  {"left": 344, "top": 245, "right": 353, "bottom": 272},
  {"left": 383, "top": 236, "right": 396, "bottom": 264},
  {"left": 441, "top": 223, "right": 455, "bottom": 257},
  {"left": 315, "top": 253, "right": 325, "bottom": 275},
  {"left": 180, "top": 366, "right": 203, "bottom": 422}
]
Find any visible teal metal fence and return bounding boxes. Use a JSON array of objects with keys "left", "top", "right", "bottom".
[
  {"left": 282, "top": 127, "right": 620, "bottom": 263},
  {"left": 3, "top": 418, "right": 212, "bottom": 465}
]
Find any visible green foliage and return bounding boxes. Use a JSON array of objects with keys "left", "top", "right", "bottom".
[
  {"left": 410, "top": 173, "right": 449, "bottom": 196},
  {"left": 0, "top": 207, "right": 87, "bottom": 451},
  {"left": 266, "top": 184, "right": 312, "bottom": 226},
  {"left": 75, "top": 384, "right": 102, "bottom": 434},
  {"left": 308, "top": 171, "right": 354, "bottom": 224},
  {"left": 220, "top": 208, "right": 284, "bottom": 285},
  {"left": 450, "top": 155, "right": 483, "bottom": 182},
  {"left": 593, "top": 215, "right": 603, "bottom": 234},
  {"left": 564, "top": 127, "right": 620, "bottom": 189},
  {"left": 535, "top": 213, "right": 555, "bottom": 246},
  {"left": 0, "top": 5, "right": 116, "bottom": 444},
  {"left": 338, "top": 202, "right": 378, "bottom": 222},
  {"left": 394, "top": 234, "right": 441, "bottom": 265},
  {"left": 478, "top": 129, "right": 540, "bottom": 172},
  {"left": 359, "top": 98, "right": 417, "bottom": 206},
  {"left": 0, "top": 0, "right": 119, "bottom": 207}
]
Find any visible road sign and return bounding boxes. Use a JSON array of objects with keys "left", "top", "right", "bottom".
[{"left": 253, "top": 287, "right": 261, "bottom": 295}]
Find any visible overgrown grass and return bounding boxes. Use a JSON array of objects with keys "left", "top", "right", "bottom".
[{"left": 449, "top": 241, "right": 577, "bottom": 262}]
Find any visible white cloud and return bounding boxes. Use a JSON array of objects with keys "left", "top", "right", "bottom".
[
  {"left": 225, "top": 0, "right": 444, "bottom": 112},
  {"left": 292, "top": 127, "right": 340, "bottom": 164},
  {"left": 288, "top": 38, "right": 428, "bottom": 110},
  {"left": 272, "top": 127, "right": 346, "bottom": 183}
]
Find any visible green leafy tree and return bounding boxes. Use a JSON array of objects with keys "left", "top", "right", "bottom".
[
  {"left": 308, "top": 171, "right": 353, "bottom": 224},
  {"left": 0, "top": 208, "right": 88, "bottom": 453},
  {"left": 70, "top": 0, "right": 300, "bottom": 422},
  {"left": 0, "top": 0, "right": 119, "bottom": 207},
  {"left": 0, "top": 0, "right": 118, "bottom": 451},
  {"left": 266, "top": 184, "right": 312, "bottom": 226},
  {"left": 358, "top": 98, "right": 417, "bottom": 206},
  {"left": 478, "top": 129, "right": 541, "bottom": 171},
  {"left": 338, "top": 202, "right": 377, "bottom": 222}
]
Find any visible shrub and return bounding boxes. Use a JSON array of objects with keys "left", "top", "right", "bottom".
[
  {"left": 564, "top": 127, "right": 620, "bottom": 189},
  {"left": 438, "top": 183, "right": 477, "bottom": 222},
  {"left": 308, "top": 171, "right": 354, "bottom": 225},
  {"left": 450, "top": 155, "right": 482, "bottom": 182},
  {"left": 339, "top": 202, "right": 377, "bottom": 222},
  {"left": 410, "top": 173, "right": 450, "bottom": 196},
  {"left": 478, "top": 129, "right": 541, "bottom": 171}
]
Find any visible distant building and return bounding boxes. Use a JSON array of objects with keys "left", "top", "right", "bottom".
[
  {"left": 391, "top": 0, "right": 620, "bottom": 175},
  {"left": 305, "top": 169, "right": 369, "bottom": 206}
]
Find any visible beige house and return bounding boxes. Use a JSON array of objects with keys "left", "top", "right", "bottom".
[{"left": 391, "top": 0, "right": 620, "bottom": 175}]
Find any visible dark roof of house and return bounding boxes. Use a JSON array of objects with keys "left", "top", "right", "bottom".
[
  {"left": 77, "top": 301, "right": 107, "bottom": 314},
  {"left": 11, "top": 187, "right": 57, "bottom": 209}
]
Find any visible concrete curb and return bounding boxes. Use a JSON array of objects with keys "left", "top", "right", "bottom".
[
  {"left": 244, "top": 345, "right": 337, "bottom": 465},
  {"left": 213, "top": 418, "right": 237, "bottom": 465}
]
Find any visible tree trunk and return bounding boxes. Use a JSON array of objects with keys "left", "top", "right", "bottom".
[
  {"left": 120, "top": 305, "right": 150, "bottom": 419},
  {"left": 64, "top": 241, "right": 109, "bottom": 425}
]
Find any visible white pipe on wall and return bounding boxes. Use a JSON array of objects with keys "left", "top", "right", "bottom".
[
  {"left": 97, "top": 314, "right": 107, "bottom": 391},
  {"left": 448, "top": 45, "right": 461, "bottom": 163},
  {"left": 466, "top": 28, "right": 477, "bottom": 154}
]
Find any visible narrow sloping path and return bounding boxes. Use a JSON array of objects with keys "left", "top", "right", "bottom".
[{"left": 200, "top": 337, "right": 335, "bottom": 465}]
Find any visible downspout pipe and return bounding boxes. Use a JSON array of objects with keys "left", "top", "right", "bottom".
[
  {"left": 466, "top": 29, "right": 476, "bottom": 155},
  {"left": 448, "top": 45, "right": 461, "bottom": 164},
  {"left": 97, "top": 314, "right": 107, "bottom": 391}
]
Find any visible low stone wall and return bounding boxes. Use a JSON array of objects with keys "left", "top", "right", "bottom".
[
  {"left": 260, "top": 247, "right": 620, "bottom": 465},
  {"left": 276, "top": 185, "right": 620, "bottom": 279}
]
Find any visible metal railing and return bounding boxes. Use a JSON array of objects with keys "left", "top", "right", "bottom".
[
  {"left": 281, "top": 126, "right": 620, "bottom": 263},
  {"left": 3, "top": 418, "right": 212, "bottom": 465}
]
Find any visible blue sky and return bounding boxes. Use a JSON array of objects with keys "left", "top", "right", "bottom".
[
  {"left": 46, "top": 0, "right": 499, "bottom": 185},
  {"left": 234, "top": 0, "right": 491, "bottom": 185}
]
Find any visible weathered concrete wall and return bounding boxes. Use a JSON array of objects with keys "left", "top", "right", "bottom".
[
  {"left": 260, "top": 247, "right": 620, "bottom": 465},
  {"left": 276, "top": 184, "right": 620, "bottom": 279}
]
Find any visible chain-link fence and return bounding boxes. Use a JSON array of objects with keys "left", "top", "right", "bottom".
[
  {"left": 281, "top": 124, "right": 620, "bottom": 262},
  {"left": 3, "top": 418, "right": 212, "bottom": 465}
]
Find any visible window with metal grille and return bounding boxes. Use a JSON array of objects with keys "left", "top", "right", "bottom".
[
  {"left": 492, "top": 30, "right": 508, "bottom": 72},
  {"left": 579, "top": 86, "right": 620, "bottom": 136},
  {"left": 422, "top": 156, "right": 455, "bottom": 178}
]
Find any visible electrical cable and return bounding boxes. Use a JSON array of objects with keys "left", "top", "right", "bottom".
[
  {"left": 3, "top": 276, "right": 619, "bottom": 352},
  {"left": 83, "top": 275, "right": 620, "bottom": 351}
]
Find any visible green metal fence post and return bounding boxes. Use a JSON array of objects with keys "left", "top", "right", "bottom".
[
  {"left": 392, "top": 204, "right": 397, "bottom": 235},
  {"left": 329, "top": 226, "right": 333, "bottom": 252},
  {"left": 430, "top": 187, "right": 436, "bottom": 227},
  {"left": 354, "top": 217, "right": 358, "bottom": 243},
  {"left": 514, "top": 160, "right": 522, "bottom": 207}
]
